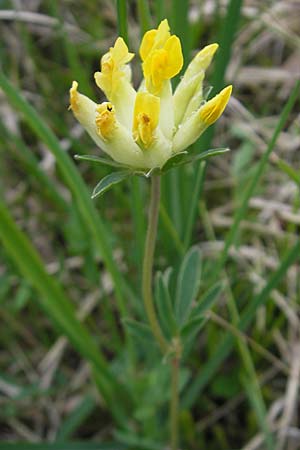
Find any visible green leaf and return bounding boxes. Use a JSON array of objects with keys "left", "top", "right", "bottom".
[
  {"left": 181, "top": 314, "right": 207, "bottom": 362},
  {"left": 175, "top": 247, "right": 202, "bottom": 326},
  {"left": 181, "top": 315, "right": 206, "bottom": 342},
  {"left": 154, "top": 271, "right": 178, "bottom": 338},
  {"left": 92, "top": 171, "right": 132, "bottom": 199},
  {"left": 190, "top": 282, "right": 224, "bottom": 318},
  {"left": 161, "top": 151, "right": 188, "bottom": 171},
  {"left": 211, "top": 372, "right": 241, "bottom": 399},
  {"left": 162, "top": 148, "right": 229, "bottom": 172},
  {"left": 75, "top": 154, "right": 130, "bottom": 169},
  {"left": 122, "top": 318, "right": 154, "bottom": 344}
]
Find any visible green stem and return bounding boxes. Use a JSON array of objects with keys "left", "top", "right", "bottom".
[
  {"left": 170, "top": 357, "right": 180, "bottom": 450},
  {"left": 142, "top": 175, "right": 168, "bottom": 354}
]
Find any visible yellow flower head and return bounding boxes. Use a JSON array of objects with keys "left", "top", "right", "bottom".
[
  {"left": 69, "top": 19, "right": 232, "bottom": 170},
  {"left": 140, "top": 19, "right": 183, "bottom": 94}
]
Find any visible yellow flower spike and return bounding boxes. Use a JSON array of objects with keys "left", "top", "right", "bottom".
[
  {"left": 95, "top": 102, "right": 116, "bottom": 140},
  {"left": 69, "top": 20, "right": 231, "bottom": 171},
  {"left": 133, "top": 92, "right": 160, "bottom": 148},
  {"left": 199, "top": 85, "right": 232, "bottom": 126}
]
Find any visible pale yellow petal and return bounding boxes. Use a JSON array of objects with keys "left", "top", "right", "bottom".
[
  {"left": 173, "top": 72, "right": 204, "bottom": 126},
  {"left": 111, "top": 37, "right": 134, "bottom": 65}
]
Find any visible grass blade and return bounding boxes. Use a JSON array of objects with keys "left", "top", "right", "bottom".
[
  {"left": 213, "top": 80, "right": 300, "bottom": 278},
  {"left": 183, "top": 0, "right": 243, "bottom": 250},
  {"left": 116, "top": 0, "right": 128, "bottom": 44},
  {"left": 182, "top": 238, "right": 300, "bottom": 408},
  {"left": 0, "top": 71, "right": 128, "bottom": 319},
  {"left": 0, "top": 122, "right": 67, "bottom": 211},
  {"left": 0, "top": 200, "right": 130, "bottom": 423},
  {"left": 0, "top": 444, "right": 127, "bottom": 450},
  {"left": 137, "top": 0, "right": 152, "bottom": 34},
  {"left": 56, "top": 395, "right": 97, "bottom": 441}
]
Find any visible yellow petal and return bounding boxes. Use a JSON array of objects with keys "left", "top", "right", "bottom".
[
  {"left": 95, "top": 37, "right": 134, "bottom": 99},
  {"left": 163, "top": 35, "right": 183, "bottom": 78},
  {"left": 95, "top": 102, "right": 116, "bottom": 140},
  {"left": 194, "top": 43, "right": 218, "bottom": 70},
  {"left": 69, "top": 80, "right": 79, "bottom": 112},
  {"left": 139, "top": 19, "right": 171, "bottom": 62},
  {"left": 140, "top": 29, "right": 157, "bottom": 61},
  {"left": 133, "top": 92, "right": 160, "bottom": 148},
  {"left": 199, "top": 85, "right": 232, "bottom": 126},
  {"left": 141, "top": 22, "right": 183, "bottom": 94},
  {"left": 111, "top": 37, "right": 134, "bottom": 65},
  {"left": 69, "top": 81, "right": 108, "bottom": 150},
  {"left": 154, "top": 19, "right": 170, "bottom": 49},
  {"left": 150, "top": 49, "right": 168, "bottom": 89}
]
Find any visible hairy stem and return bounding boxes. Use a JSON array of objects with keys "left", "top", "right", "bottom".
[
  {"left": 170, "top": 357, "right": 180, "bottom": 450},
  {"left": 142, "top": 175, "right": 168, "bottom": 354}
]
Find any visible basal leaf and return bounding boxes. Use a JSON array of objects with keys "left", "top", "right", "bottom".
[
  {"left": 175, "top": 247, "right": 202, "bottom": 326},
  {"left": 190, "top": 281, "right": 224, "bottom": 319},
  {"left": 91, "top": 171, "right": 132, "bottom": 199},
  {"left": 162, "top": 148, "right": 229, "bottom": 172},
  {"left": 75, "top": 154, "right": 130, "bottom": 169},
  {"left": 122, "top": 318, "right": 154, "bottom": 344},
  {"left": 154, "top": 271, "right": 178, "bottom": 339}
]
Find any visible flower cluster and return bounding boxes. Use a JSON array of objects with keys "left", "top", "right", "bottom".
[{"left": 70, "top": 19, "right": 232, "bottom": 170}]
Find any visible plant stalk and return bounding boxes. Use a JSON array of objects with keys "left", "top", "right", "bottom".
[
  {"left": 142, "top": 175, "right": 168, "bottom": 354},
  {"left": 170, "top": 357, "right": 180, "bottom": 450}
]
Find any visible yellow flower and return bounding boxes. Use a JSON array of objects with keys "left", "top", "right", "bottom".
[
  {"left": 69, "top": 19, "right": 232, "bottom": 171},
  {"left": 140, "top": 19, "right": 183, "bottom": 95}
]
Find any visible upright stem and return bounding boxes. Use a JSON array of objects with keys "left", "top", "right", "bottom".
[
  {"left": 170, "top": 357, "right": 180, "bottom": 450},
  {"left": 142, "top": 175, "right": 168, "bottom": 354},
  {"left": 143, "top": 175, "right": 180, "bottom": 450}
]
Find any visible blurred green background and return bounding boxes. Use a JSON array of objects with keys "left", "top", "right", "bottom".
[{"left": 0, "top": 0, "right": 300, "bottom": 449}]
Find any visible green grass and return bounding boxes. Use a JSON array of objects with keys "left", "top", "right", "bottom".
[{"left": 1, "top": 0, "right": 300, "bottom": 448}]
